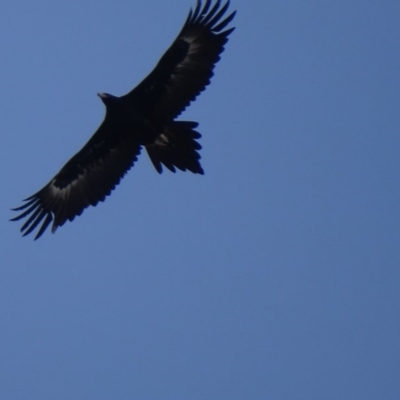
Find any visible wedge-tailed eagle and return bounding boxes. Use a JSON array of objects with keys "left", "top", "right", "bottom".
[{"left": 11, "top": 0, "right": 236, "bottom": 239}]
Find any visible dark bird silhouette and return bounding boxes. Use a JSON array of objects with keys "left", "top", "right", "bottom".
[{"left": 11, "top": 0, "right": 236, "bottom": 239}]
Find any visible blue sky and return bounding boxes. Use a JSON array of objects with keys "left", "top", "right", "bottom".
[{"left": 1, "top": 1, "right": 400, "bottom": 399}]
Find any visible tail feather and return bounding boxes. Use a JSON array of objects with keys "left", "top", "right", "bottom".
[{"left": 146, "top": 121, "right": 204, "bottom": 174}]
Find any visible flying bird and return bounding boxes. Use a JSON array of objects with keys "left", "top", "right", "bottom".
[{"left": 11, "top": 0, "right": 236, "bottom": 240}]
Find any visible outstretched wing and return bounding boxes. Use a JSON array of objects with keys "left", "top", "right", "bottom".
[
  {"left": 11, "top": 119, "right": 141, "bottom": 240},
  {"left": 122, "top": 0, "right": 236, "bottom": 122}
]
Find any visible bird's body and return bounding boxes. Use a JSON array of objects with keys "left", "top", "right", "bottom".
[{"left": 11, "top": 0, "right": 236, "bottom": 239}]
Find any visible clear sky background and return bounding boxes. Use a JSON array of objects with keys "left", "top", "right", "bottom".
[{"left": 1, "top": 1, "right": 399, "bottom": 399}]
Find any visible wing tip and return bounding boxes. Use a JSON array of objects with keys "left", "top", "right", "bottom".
[
  {"left": 186, "top": 0, "right": 236, "bottom": 31},
  {"left": 11, "top": 190, "right": 55, "bottom": 240}
]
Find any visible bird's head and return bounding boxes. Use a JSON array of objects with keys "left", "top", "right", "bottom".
[{"left": 97, "top": 92, "right": 119, "bottom": 106}]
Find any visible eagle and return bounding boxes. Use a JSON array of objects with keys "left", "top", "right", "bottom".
[{"left": 11, "top": 0, "right": 236, "bottom": 240}]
